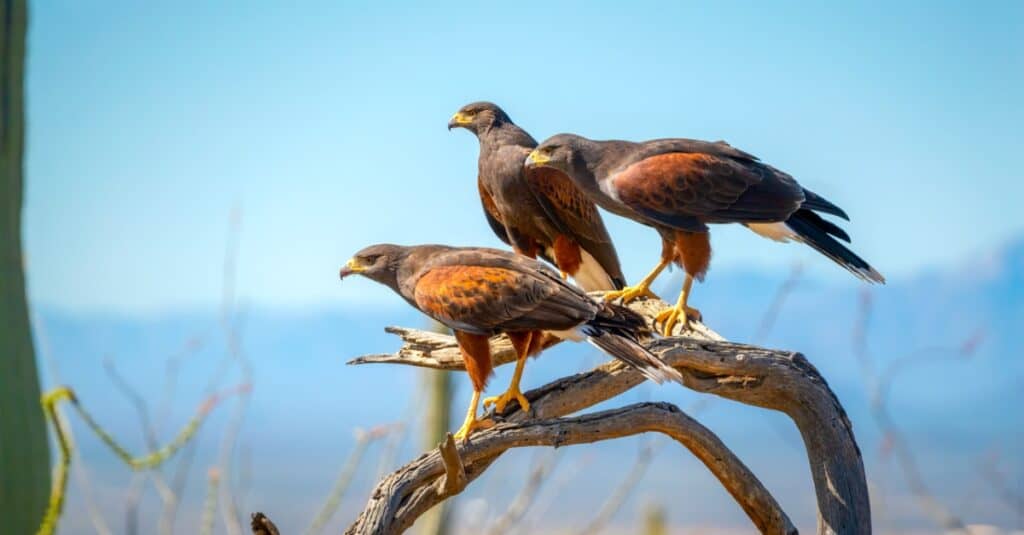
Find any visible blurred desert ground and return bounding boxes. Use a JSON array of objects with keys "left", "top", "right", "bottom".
[{"left": 20, "top": 1, "right": 1023, "bottom": 534}]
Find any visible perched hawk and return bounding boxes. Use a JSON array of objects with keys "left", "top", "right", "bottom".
[
  {"left": 340, "top": 244, "right": 681, "bottom": 439},
  {"left": 448, "top": 102, "right": 625, "bottom": 292},
  {"left": 525, "top": 134, "right": 884, "bottom": 335}
]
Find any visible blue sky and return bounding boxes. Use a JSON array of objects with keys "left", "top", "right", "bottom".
[{"left": 23, "top": 1, "right": 1023, "bottom": 313}]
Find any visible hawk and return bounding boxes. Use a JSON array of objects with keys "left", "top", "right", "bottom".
[
  {"left": 448, "top": 102, "right": 625, "bottom": 291},
  {"left": 340, "top": 244, "right": 681, "bottom": 439},
  {"left": 525, "top": 133, "right": 884, "bottom": 335}
]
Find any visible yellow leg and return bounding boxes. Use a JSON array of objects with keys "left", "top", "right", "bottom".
[
  {"left": 453, "top": 390, "right": 493, "bottom": 441},
  {"left": 654, "top": 274, "right": 703, "bottom": 336},
  {"left": 603, "top": 258, "right": 669, "bottom": 303},
  {"left": 483, "top": 336, "right": 532, "bottom": 413}
]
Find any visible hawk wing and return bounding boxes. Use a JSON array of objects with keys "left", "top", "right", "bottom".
[
  {"left": 478, "top": 180, "right": 511, "bottom": 246},
  {"left": 609, "top": 151, "right": 805, "bottom": 231},
  {"left": 413, "top": 254, "right": 596, "bottom": 335},
  {"left": 523, "top": 165, "right": 626, "bottom": 286}
]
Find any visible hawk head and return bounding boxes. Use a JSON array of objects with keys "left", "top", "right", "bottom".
[
  {"left": 448, "top": 101, "right": 512, "bottom": 135},
  {"left": 524, "top": 133, "right": 590, "bottom": 176},
  {"left": 339, "top": 243, "right": 409, "bottom": 288}
]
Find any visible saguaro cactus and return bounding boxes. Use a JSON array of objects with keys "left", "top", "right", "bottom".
[{"left": 0, "top": 1, "right": 51, "bottom": 533}]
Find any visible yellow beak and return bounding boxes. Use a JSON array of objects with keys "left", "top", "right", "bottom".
[
  {"left": 447, "top": 112, "right": 473, "bottom": 129},
  {"left": 525, "top": 149, "right": 550, "bottom": 167},
  {"left": 339, "top": 258, "right": 367, "bottom": 279}
]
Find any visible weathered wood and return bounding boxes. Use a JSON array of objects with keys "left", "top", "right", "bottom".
[
  {"left": 343, "top": 296, "right": 870, "bottom": 534},
  {"left": 345, "top": 403, "right": 796, "bottom": 535}
]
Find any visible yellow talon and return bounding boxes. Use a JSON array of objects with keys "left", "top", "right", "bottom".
[
  {"left": 484, "top": 332, "right": 533, "bottom": 415},
  {"left": 603, "top": 283, "right": 659, "bottom": 304},
  {"left": 483, "top": 387, "right": 530, "bottom": 413},
  {"left": 657, "top": 274, "right": 701, "bottom": 336},
  {"left": 452, "top": 416, "right": 494, "bottom": 441},
  {"left": 604, "top": 258, "right": 670, "bottom": 304},
  {"left": 654, "top": 304, "right": 702, "bottom": 336},
  {"left": 453, "top": 390, "right": 493, "bottom": 441}
]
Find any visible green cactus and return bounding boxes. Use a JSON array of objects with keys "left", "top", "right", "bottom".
[{"left": 0, "top": 1, "right": 52, "bottom": 533}]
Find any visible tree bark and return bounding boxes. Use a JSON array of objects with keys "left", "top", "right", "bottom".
[
  {"left": 0, "top": 2, "right": 51, "bottom": 534},
  {"left": 343, "top": 297, "right": 871, "bottom": 534},
  {"left": 346, "top": 403, "right": 796, "bottom": 535}
]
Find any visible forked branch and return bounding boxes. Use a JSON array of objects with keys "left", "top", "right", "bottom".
[{"left": 336, "top": 297, "right": 868, "bottom": 534}]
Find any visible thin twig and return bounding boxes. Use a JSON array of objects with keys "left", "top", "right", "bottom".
[
  {"left": 32, "top": 311, "right": 114, "bottom": 535},
  {"left": 201, "top": 468, "right": 220, "bottom": 535}
]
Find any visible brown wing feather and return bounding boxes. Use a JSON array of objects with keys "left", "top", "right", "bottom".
[
  {"left": 611, "top": 153, "right": 803, "bottom": 228},
  {"left": 413, "top": 264, "right": 591, "bottom": 335},
  {"left": 524, "top": 166, "right": 626, "bottom": 287},
  {"left": 478, "top": 180, "right": 511, "bottom": 246}
]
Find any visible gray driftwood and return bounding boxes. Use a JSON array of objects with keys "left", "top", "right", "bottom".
[{"left": 339, "top": 296, "right": 868, "bottom": 534}]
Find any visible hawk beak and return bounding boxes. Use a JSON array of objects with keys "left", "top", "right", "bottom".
[
  {"left": 339, "top": 258, "right": 366, "bottom": 279},
  {"left": 524, "top": 149, "right": 550, "bottom": 168},
  {"left": 447, "top": 112, "right": 472, "bottom": 130}
]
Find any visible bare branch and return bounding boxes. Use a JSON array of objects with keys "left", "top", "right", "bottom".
[
  {"left": 345, "top": 402, "right": 795, "bottom": 535},
  {"left": 437, "top": 433, "right": 468, "bottom": 496},
  {"left": 343, "top": 295, "right": 869, "bottom": 534},
  {"left": 346, "top": 296, "right": 724, "bottom": 371}
]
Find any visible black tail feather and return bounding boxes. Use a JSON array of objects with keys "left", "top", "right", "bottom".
[
  {"left": 786, "top": 211, "right": 885, "bottom": 284},
  {"left": 801, "top": 188, "right": 849, "bottom": 220},
  {"left": 796, "top": 208, "right": 850, "bottom": 243},
  {"left": 582, "top": 303, "right": 683, "bottom": 385}
]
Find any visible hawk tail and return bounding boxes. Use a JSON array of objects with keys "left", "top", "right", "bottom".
[
  {"left": 786, "top": 210, "right": 885, "bottom": 284},
  {"left": 580, "top": 304, "right": 683, "bottom": 385}
]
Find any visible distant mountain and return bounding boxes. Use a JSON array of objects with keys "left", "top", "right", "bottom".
[{"left": 37, "top": 236, "right": 1024, "bottom": 534}]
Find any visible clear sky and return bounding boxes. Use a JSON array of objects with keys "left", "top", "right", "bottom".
[{"left": 23, "top": 1, "right": 1023, "bottom": 313}]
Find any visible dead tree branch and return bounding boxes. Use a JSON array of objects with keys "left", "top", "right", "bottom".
[
  {"left": 336, "top": 295, "right": 870, "bottom": 534},
  {"left": 345, "top": 402, "right": 794, "bottom": 534}
]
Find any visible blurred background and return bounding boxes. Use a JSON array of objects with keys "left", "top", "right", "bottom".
[{"left": 13, "top": 1, "right": 1023, "bottom": 534}]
